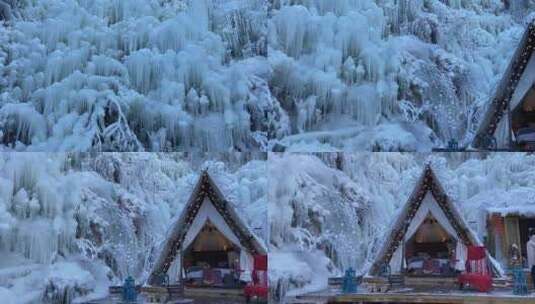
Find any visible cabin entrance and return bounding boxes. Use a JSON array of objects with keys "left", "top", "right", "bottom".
[
  {"left": 405, "top": 213, "right": 456, "bottom": 277},
  {"left": 183, "top": 220, "right": 243, "bottom": 289}
]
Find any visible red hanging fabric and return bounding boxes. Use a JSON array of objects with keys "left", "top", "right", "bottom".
[
  {"left": 467, "top": 246, "right": 486, "bottom": 260},
  {"left": 254, "top": 255, "right": 268, "bottom": 271},
  {"left": 458, "top": 246, "right": 492, "bottom": 292},
  {"left": 244, "top": 255, "right": 268, "bottom": 300}
]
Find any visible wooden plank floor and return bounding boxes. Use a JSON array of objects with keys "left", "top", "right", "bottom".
[
  {"left": 331, "top": 292, "right": 535, "bottom": 303},
  {"left": 291, "top": 287, "right": 535, "bottom": 304},
  {"left": 184, "top": 287, "right": 244, "bottom": 299}
]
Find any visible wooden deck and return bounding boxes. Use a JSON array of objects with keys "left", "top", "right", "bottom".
[
  {"left": 332, "top": 292, "right": 535, "bottom": 303},
  {"left": 184, "top": 287, "right": 244, "bottom": 300},
  {"left": 291, "top": 289, "right": 535, "bottom": 304},
  {"left": 288, "top": 275, "right": 535, "bottom": 304},
  {"left": 106, "top": 285, "right": 244, "bottom": 303}
]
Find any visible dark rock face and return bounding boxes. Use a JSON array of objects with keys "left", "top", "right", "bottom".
[{"left": 0, "top": 1, "right": 12, "bottom": 23}]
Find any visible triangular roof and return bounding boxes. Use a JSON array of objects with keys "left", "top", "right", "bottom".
[
  {"left": 147, "top": 171, "right": 266, "bottom": 285},
  {"left": 369, "top": 165, "right": 501, "bottom": 277},
  {"left": 473, "top": 20, "right": 535, "bottom": 148}
]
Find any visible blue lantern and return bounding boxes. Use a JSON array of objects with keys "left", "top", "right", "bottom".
[
  {"left": 123, "top": 276, "right": 138, "bottom": 302},
  {"left": 342, "top": 268, "right": 357, "bottom": 294}
]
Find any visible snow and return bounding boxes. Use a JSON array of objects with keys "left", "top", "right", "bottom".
[
  {"left": 0, "top": 287, "right": 16, "bottom": 304},
  {"left": 269, "top": 249, "right": 331, "bottom": 298}
]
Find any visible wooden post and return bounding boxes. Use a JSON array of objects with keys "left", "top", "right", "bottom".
[
  {"left": 401, "top": 242, "right": 405, "bottom": 275},
  {"left": 487, "top": 216, "right": 495, "bottom": 257},
  {"left": 180, "top": 248, "right": 184, "bottom": 292},
  {"left": 508, "top": 94, "right": 513, "bottom": 149}
]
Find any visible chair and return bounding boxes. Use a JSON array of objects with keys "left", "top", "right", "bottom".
[
  {"left": 244, "top": 255, "right": 268, "bottom": 302},
  {"left": 203, "top": 268, "right": 216, "bottom": 286},
  {"left": 213, "top": 270, "right": 223, "bottom": 286},
  {"left": 458, "top": 246, "right": 492, "bottom": 292}
]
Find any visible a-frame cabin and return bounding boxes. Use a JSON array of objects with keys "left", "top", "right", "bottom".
[
  {"left": 367, "top": 165, "right": 502, "bottom": 288},
  {"left": 473, "top": 20, "right": 535, "bottom": 150},
  {"left": 147, "top": 171, "right": 266, "bottom": 289}
]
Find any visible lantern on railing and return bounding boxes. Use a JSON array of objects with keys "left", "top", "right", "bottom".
[
  {"left": 122, "top": 276, "right": 138, "bottom": 302},
  {"left": 342, "top": 268, "right": 357, "bottom": 294}
]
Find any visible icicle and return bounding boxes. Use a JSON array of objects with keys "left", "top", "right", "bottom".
[
  {"left": 125, "top": 49, "right": 158, "bottom": 94},
  {"left": 0, "top": 104, "right": 47, "bottom": 146}
]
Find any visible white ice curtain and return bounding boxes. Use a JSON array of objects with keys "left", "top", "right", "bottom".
[
  {"left": 166, "top": 197, "right": 254, "bottom": 282},
  {"left": 495, "top": 115, "right": 510, "bottom": 149},
  {"left": 389, "top": 192, "right": 467, "bottom": 273},
  {"left": 510, "top": 52, "right": 535, "bottom": 112}
]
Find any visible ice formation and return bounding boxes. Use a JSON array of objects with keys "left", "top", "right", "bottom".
[
  {"left": 0, "top": 153, "right": 267, "bottom": 303},
  {"left": 268, "top": 0, "right": 531, "bottom": 151},
  {"left": 0, "top": 0, "right": 284, "bottom": 152},
  {"left": 269, "top": 152, "right": 535, "bottom": 302},
  {"left": 0, "top": 1, "right": 533, "bottom": 151}
]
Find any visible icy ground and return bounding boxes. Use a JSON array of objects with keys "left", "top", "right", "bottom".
[
  {"left": 0, "top": 153, "right": 267, "bottom": 303},
  {"left": 268, "top": 152, "right": 535, "bottom": 302},
  {"left": 0, "top": 1, "right": 534, "bottom": 151}
]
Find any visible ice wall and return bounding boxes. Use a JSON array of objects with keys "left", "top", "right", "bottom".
[
  {"left": 0, "top": 0, "right": 283, "bottom": 152},
  {"left": 268, "top": 0, "right": 524, "bottom": 150},
  {"left": 0, "top": 0, "right": 528, "bottom": 152}
]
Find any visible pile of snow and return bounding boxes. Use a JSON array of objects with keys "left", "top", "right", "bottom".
[{"left": 0, "top": 153, "right": 267, "bottom": 303}]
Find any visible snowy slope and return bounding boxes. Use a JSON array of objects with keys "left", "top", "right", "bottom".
[
  {"left": 269, "top": 152, "right": 535, "bottom": 302},
  {"left": 0, "top": 153, "right": 267, "bottom": 303}
]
